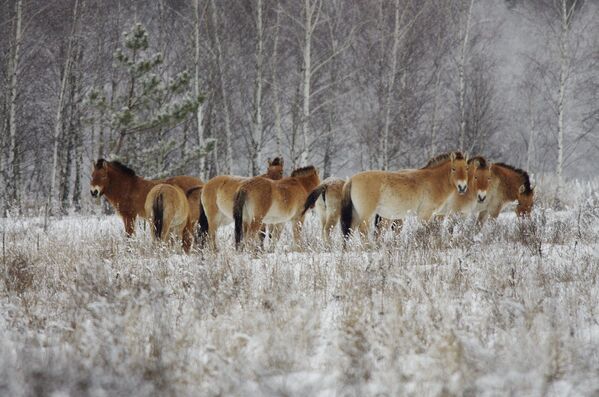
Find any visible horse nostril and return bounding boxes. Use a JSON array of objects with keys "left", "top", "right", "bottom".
[{"left": 91, "top": 190, "right": 98, "bottom": 197}]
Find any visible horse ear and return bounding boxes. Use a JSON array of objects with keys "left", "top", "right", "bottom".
[
  {"left": 450, "top": 152, "right": 456, "bottom": 162},
  {"left": 267, "top": 157, "right": 272, "bottom": 165},
  {"left": 519, "top": 185, "right": 526, "bottom": 194}
]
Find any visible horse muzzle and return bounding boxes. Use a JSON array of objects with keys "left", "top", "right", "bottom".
[
  {"left": 90, "top": 187, "right": 103, "bottom": 198},
  {"left": 457, "top": 183, "right": 468, "bottom": 195},
  {"left": 477, "top": 192, "right": 487, "bottom": 203}
]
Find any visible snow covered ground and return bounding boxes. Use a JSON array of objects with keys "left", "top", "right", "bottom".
[{"left": 1, "top": 179, "right": 599, "bottom": 396}]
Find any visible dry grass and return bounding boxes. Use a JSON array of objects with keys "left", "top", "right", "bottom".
[{"left": 1, "top": 179, "right": 599, "bottom": 396}]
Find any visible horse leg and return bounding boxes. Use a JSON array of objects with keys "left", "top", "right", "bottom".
[
  {"left": 323, "top": 217, "right": 337, "bottom": 245},
  {"left": 182, "top": 221, "right": 194, "bottom": 254},
  {"left": 269, "top": 224, "right": 284, "bottom": 245},
  {"left": 292, "top": 216, "right": 305, "bottom": 248},
  {"left": 122, "top": 213, "right": 136, "bottom": 237},
  {"left": 246, "top": 219, "right": 263, "bottom": 251}
]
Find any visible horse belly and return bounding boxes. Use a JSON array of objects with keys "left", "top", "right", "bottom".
[
  {"left": 376, "top": 189, "right": 418, "bottom": 220},
  {"left": 263, "top": 202, "right": 293, "bottom": 224}
]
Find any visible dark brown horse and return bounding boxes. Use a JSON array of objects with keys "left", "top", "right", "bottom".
[{"left": 90, "top": 159, "right": 203, "bottom": 237}]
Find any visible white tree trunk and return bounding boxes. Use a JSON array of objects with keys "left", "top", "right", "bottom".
[
  {"left": 50, "top": 0, "right": 79, "bottom": 213},
  {"left": 458, "top": 0, "right": 475, "bottom": 152},
  {"left": 272, "top": 4, "right": 283, "bottom": 156},
  {"left": 250, "top": 0, "right": 264, "bottom": 175},
  {"left": 210, "top": 0, "right": 233, "bottom": 173},
  {"left": 194, "top": 0, "right": 205, "bottom": 180},
  {"left": 300, "top": 0, "right": 321, "bottom": 166},
  {"left": 381, "top": 0, "right": 401, "bottom": 170},
  {"left": 556, "top": 0, "right": 575, "bottom": 186},
  {"left": 8, "top": 0, "right": 23, "bottom": 207}
]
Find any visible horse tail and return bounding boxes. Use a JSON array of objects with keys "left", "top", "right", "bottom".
[
  {"left": 197, "top": 199, "right": 209, "bottom": 247},
  {"left": 302, "top": 184, "right": 327, "bottom": 216},
  {"left": 340, "top": 180, "right": 353, "bottom": 240},
  {"left": 233, "top": 189, "right": 247, "bottom": 249},
  {"left": 152, "top": 192, "right": 164, "bottom": 240}
]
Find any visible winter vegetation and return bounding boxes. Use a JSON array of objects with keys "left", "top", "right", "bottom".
[
  {"left": 1, "top": 178, "right": 599, "bottom": 395},
  {"left": 1, "top": 0, "right": 599, "bottom": 395}
]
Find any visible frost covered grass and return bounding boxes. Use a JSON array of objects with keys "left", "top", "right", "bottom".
[{"left": 1, "top": 179, "right": 599, "bottom": 396}]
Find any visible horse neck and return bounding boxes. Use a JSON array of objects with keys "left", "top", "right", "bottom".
[
  {"left": 105, "top": 170, "right": 153, "bottom": 211},
  {"left": 492, "top": 166, "right": 519, "bottom": 201},
  {"left": 295, "top": 173, "right": 320, "bottom": 192},
  {"left": 427, "top": 161, "right": 456, "bottom": 193}
]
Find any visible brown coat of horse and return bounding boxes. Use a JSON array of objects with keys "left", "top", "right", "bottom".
[
  {"left": 340, "top": 152, "right": 469, "bottom": 240},
  {"left": 90, "top": 159, "right": 203, "bottom": 237},
  {"left": 145, "top": 184, "right": 202, "bottom": 253},
  {"left": 233, "top": 166, "right": 320, "bottom": 249},
  {"left": 435, "top": 156, "right": 491, "bottom": 216},
  {"left": 477, "top": 162, "right": 534, "bottom": 221},
  {"left": 198, "top": 158, "right": 284, "bottom": 249},
  {"left": 302, "top": 177, "right": 345, "bottom": 244}
]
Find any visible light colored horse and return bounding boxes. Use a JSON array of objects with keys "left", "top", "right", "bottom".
[
  {"left": 477, "top": 162, "right": 534, "bottom": 221},
  {"left": 198, "top": 158, "right": 284, "bottom": 249},
  {"left": 302, "top": 177, "right": 345, "bottom": 244},
  {"left": 233, "top": 166, "right": 321, "bottom": 249},
  {"left": 340, "top": 152, "right": 469, "bottom": 240},
  {"left": 145, "top": 184, "right": 202, "bottom": 253},
  {"left": 435, "top": 156, "right": 491, "bottom": 216},
  {"left": 90, "top": 159, "right": 203, "bottom": 237}
]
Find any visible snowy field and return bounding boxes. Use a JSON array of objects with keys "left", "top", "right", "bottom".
[{"left": 1, "top": 179, "right": 599, "bottom": 396}]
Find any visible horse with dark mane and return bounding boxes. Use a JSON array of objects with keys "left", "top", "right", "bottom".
[
  {"left": 478, "top": 162, "right": 534, "bottom": 220},
  {"left": 90, "top": 159, "right": 203, "bottom": 237},
  {"left": 233, "top": 165, "right": 320, "bottom": 249},
  {"left": 145, "top": 183, "right": 202, "bottom": 253},
  {"left": 198, "top": 157, "right": 285, "bottom": 250}
]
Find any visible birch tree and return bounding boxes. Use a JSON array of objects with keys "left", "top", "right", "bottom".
[
  {"left": 49, "top": 0, "right": 80, "bottom": 214},
  {"left": 7, "top": 0, "right": 23, "bottom": 210}
]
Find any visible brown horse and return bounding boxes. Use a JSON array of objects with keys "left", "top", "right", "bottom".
[
  {"left": 477, "top": 162, "right": 534, "bottom": 221},
  {"left": 145, "top": 184, "right": 202, "bottom": 253},
  {"left": 302, "top": 177, "right": 345, "bottom": 244},
  {"left": 90, "top": 159, "right": 203, "bottom": 237},
  {"left": 233, "top": 166, "right": 320, "bottom": 249},
  {"left": 435, "top": 156, "right": 491, "bottom": 216},
  {"left": 340, "top": 152, "right": 469, "bottom": 240},
  {"left": 198, "top": 157, "right": 285, "bottom": 249}
]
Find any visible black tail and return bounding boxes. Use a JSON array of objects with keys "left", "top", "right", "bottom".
[
  {"left": 302, "top": 184, "right": 327, "bottom": 216},
  {"left": 197, "top": 200, "right": 209, "bottom": 247},
  {"left": 152, "top": 192, "right": 164, "bottom": 239},
  {"left": 340, "top": 180, "right": 353, "bottom": 240},
  {"left": 233, "top": 189, "right": 247, "bottom": 249}
]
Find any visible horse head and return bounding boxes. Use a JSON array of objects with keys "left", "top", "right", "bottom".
[
  {"left": 469, "top": 156, "right": 491, "bottom": 203},
  {"left": 449, "top": 152, "right": 469, "bottom": 195}
]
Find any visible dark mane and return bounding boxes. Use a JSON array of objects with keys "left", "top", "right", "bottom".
[
  {"left": 468, "top": 156, "right": 488, "bottom": 169},
  {"left": 494, "top": 162, "right": 532, "bottom": 194},
  {"left": 291, "top": 165, "right": 317, "bottom": 177},
  {"left": 108, "top": 160, "right": 136, "bottom": 176},
  {"left": 421, "top": 152, "right": 464, "bottom": 169},
  {"left": 270, "top": 157, "right": 283, "bottom": 166}
]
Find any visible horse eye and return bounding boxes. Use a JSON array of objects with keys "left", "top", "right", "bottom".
[
  {"left": 452, "top": 168, "right": 456, "bottom": 172},
  {"left": 474, "top": 177, "right": 477, "bottom": 180}
]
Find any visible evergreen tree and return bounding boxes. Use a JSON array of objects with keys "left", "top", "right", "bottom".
[{"left": 87, "top": 23, "right": 213, "bottom": 177}]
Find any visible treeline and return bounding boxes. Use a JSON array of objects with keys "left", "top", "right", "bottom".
[{"left": 0, "top": 0, "right": 597, "bottom": 214}]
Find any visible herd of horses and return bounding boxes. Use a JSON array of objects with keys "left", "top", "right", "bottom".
[{"left": 89, "top": 152, "right": 534, "bottom": 253}]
